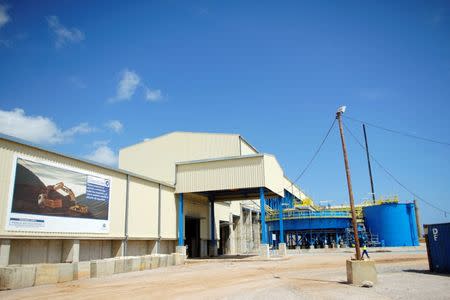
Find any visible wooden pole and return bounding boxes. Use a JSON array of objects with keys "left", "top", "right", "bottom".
[{"left": 336, "top": 109, "right": 361, "bottom": 260}]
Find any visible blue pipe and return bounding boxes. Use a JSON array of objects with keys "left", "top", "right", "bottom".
[
  {"left": 178, "top": 193, "right": 184, "bottom": 246},
  {"left": 260, "top": 187, "right": 268, "bottom": 244},
  {"left": 279, "top": 196, "right": 284, "bottom": 243}
]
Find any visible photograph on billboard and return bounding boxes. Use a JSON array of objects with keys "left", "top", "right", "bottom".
[{"left": 6, "top": 156, "right": 111, "bottom": 233}]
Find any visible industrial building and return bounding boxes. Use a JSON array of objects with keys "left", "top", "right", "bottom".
[
  {"left": 0, "top": 131, "right": 420, "bottom": 268},
  {"left": 0, "top": 131, "right": 306, "bottom": 266}
]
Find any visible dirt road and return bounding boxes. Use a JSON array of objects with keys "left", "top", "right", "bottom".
[{"left": 2, "top": 250, "right": 448, "bottom": 299}]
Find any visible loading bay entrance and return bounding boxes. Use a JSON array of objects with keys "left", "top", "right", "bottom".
[{"left": 185, "top": 217, "right": 201, "bottom": 258}]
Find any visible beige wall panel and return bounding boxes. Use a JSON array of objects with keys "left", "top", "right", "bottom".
[
  {"left": 0, "top": 139, "right": 127, "bottom": 239},
  {"left": 214, "top": 202, "right": 232, "bottom": 240},
  {"left": 127, "top": 177, "right": 159, "bottom": 239},
  {"left": 119, "top": 132, "right": 241, "bottom": 184},
  {"left": 263, "top": 155, "right": 284, "bottom": 197},
  {"left": 240, "top": 139, "right": 257, "bottom": 155},
  {"left": 160, "top": 186, "right": 177, "bottom": 239},
  {"left": 283, "top": 176, "right": 307, "bottom": 200},
  {"left": 230, "top": 201, "right": 243, "bottom": 216},
  {"left": 176, "top": 156, "right": 265, "bottom": 194}
]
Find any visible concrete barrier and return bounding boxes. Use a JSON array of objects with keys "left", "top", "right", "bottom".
[
  {"left": 168, "top": 254, "right": 175, "bottom": 266},
  {"left": 90, "top": 258, "right": 115, "bottom": 278},
  {"left": 0, "top": 265, "right": 36, "bottom": 291},
  {"left": 259, "top": 244, "right": 270, "bottom": 259},
  {"left": 175, "top": 254, "right": 186, "bottom": 265},
  {"left": 150, "top": 255, "right": 160, "bottom": 269},
  {"left": 114, "top": 257, "right": 126, "bottom": 274},
  {"left": 34, "top": 264, "right": 59, "bottom": 286},
  {"left": 73, "top": 261, "right": 91, "bottom": 280},
  {"left": 346, "top": 260, "right": 378, "bottom": 285},
  {"left": 141, "top": 255, "right": 152, "bottom": 270},
  {"left": 58, "top": 263, "right": 74, "bottom": 283},
  {"left": 124, "top": 256, "right": 141, "bottom": 273},
  {"left": 158, "top": 254, "right": 168, "bottom": 268}
]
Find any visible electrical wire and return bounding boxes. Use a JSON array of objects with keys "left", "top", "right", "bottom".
[
  {"left": 344, "top": 115, "right": 450, "bottom": 147},
  {"left": 343, "top": 122, "right": 450, "bottom": 216},
  {"left": 264, "top": 118, "right": 336, "bottom": 205},
  {"left": 290, "top": 119, "right": 336, "bottom": 186}
]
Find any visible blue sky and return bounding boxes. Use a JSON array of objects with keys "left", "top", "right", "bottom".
[{"left": 1, "top": 1, "right": 449, "bottom": 225}]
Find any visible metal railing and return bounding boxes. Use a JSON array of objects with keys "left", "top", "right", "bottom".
[{"left": 266, "top": 210, "right": 351, "bottom": 221}]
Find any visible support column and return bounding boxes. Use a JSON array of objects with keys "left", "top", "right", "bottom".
[
  {"left": 176, "top": 193, "right": 186, "bottom": 255},
  {"left": 278, "top": 196, "right": 286, "bottom": 256},
  {"left": 209, "top": 195, "right": 218, "bottom": 256},
  {"left": 246, "top": 208, "right": 253, "bottom": 251},
  {"left": 0, "top": 239, "right": 11, "bottom": 266},
  {"left": 62, "top": 239, "right": 80, "bottom": 263},
  {"left": 259, "top": 187, "right": 269, "bottom": 258}
]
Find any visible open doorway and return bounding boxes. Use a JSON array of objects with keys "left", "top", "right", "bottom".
[
  {"left": 219, "top": 221, "right": 230, "bottom": 255},
  {"left": 185, "top": 217, "right": 200, "bottom": 258}
]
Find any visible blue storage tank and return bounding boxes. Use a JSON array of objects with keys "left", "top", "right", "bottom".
[
  {"left": 425, "top": 223, "right": 450, "bottom": 274},
  {"left": 363, "top": 203, "right": 419, "bottom": 246}
]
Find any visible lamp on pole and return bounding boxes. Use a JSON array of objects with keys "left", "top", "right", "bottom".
[{"left": 336, "top": 106, "right": 361, "bottom": 260}]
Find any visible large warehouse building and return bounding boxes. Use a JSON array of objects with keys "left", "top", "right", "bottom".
[{"left": 0, "top": 131, "right": 306, "bottom": 266}]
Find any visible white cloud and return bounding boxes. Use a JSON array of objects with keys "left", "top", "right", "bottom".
[
  {"left": 0, "top": 108, "right": 94, "bottom": 144},
  {"left": 109, "top": 69, "right": 141, "bottom": 103},
  {"left": 46, "top": 15, "right": 85, "bottom": 48},
  {"left": 61, "top": 122, "right": 94, "bottom": 137},
  {"left": 145, "top": 87, "right": 162, "bottom": 102},
  {"left": 84, "top": 143, "right": 118, "bottom": 166},
  {"left": 105, "top": 120, "right": 123, "bottom": 133},
  {"left": 0, "top": 4, "right": 10, "bottom": 29}
]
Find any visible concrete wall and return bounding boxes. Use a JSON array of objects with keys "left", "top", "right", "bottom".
[{"left": 79, "top": 240, "right": 113, "bottom": 262}]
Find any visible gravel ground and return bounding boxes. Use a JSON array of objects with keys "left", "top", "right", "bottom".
[{"left": 1, "top": 247, "right": 448, "bottom": 300}]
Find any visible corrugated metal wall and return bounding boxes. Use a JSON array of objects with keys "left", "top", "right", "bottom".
[
  {"left": 0, "top": 139, "right": 127, "bottom": 239},
  {"left": 0, "top": 138, "right": 178, "bottom": 241},
  {"left": 176, "top": 156, "right": 265, "bottom": 194},
  {"left": 120, "top": 132, "right": 241, "bottom": 184},
  {"left": 127, "top": 177, "right": 159, "bottom": 239},
  {"left": 263, "top": 155, "right": 284, "bottom": 197}
]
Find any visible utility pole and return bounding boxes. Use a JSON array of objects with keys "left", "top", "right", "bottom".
[
  {"left": 336, "top": 106, "right": 361, "bottom": 260},
  {"left": 363, "top": 124, "right": 376, "bottom": 203}
]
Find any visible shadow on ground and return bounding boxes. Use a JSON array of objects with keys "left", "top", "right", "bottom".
[{"left": 403, "top": 269, "right": 450, "bottom": 278}]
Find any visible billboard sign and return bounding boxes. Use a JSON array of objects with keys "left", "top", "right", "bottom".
[{"left": 6, "top": 155, "right": 111, "bottom": 233}]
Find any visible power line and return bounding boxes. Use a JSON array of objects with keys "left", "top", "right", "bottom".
[
  {"left": 343, "top": 122, "right": 450, "bottom": 216},
  {"left": 273, "top": 118, "right": 336, "bottom": 199},
  {"left": 291, "top": 119, "right": 336, "bottom": 186},
  {"left": 344, "top": 115, "right": 450, "bottom": 147}
]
